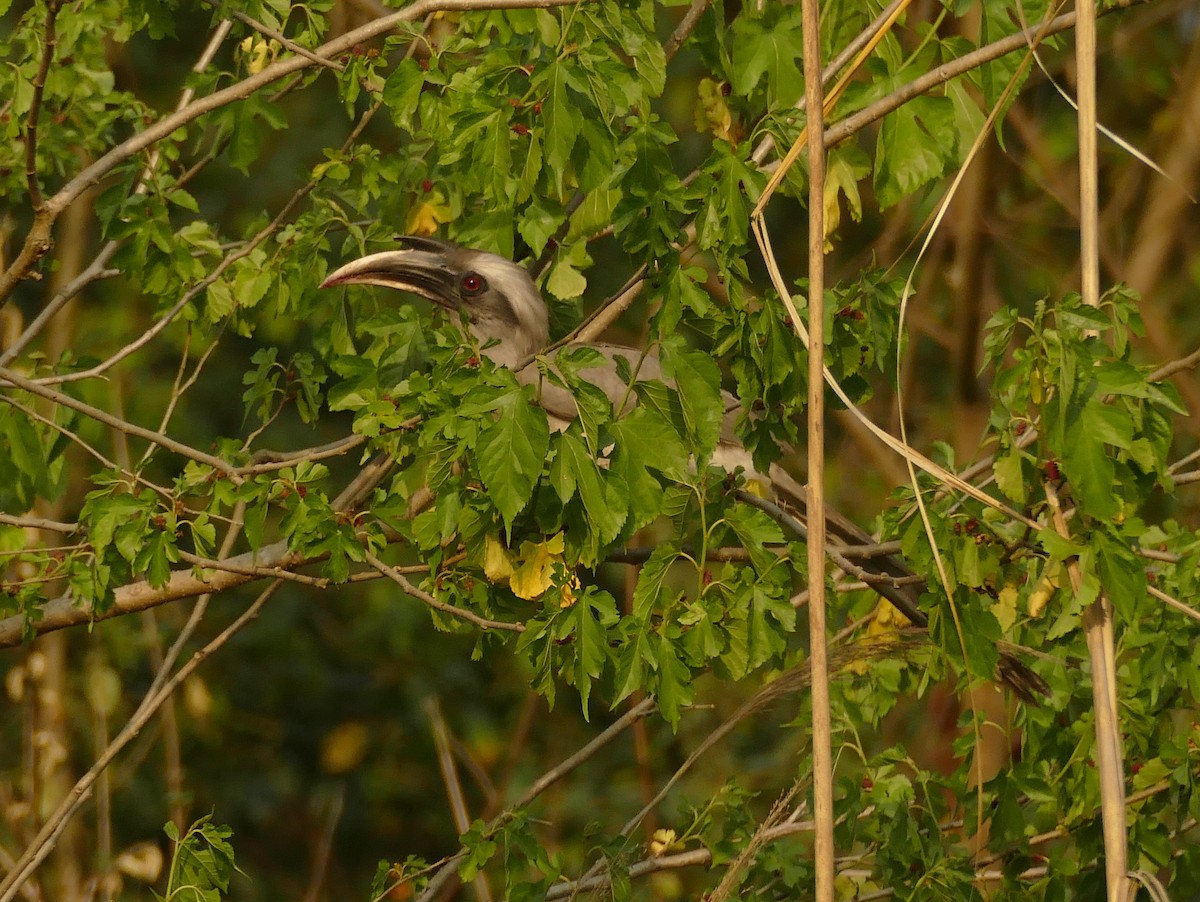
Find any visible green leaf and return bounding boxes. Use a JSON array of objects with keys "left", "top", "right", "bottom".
[
  {"left": 557, "top": 433, "right": 627, "bottom": 562},
  {"left": 538, "top": 60, "right": 582, "bottom": 192},
  {"left": 746, "top": 586, "right": 794, "bottom": 672},
  {"left": 571, "top": 587, "right": 618, "bottom": 719},
  {"left": 993, "top": 449, "right": 1028, "bottom": 504},
  {"left": 730, "top": 11, "right": 805, "bottom": 107},
  {"left": 631, "top": 543, "right": 680, "bottom": 617},
  {"left": 475, "top": 388, "right": 550, "bottom": 534},
  {"left": 654, "top": 633, "right": 695, "bottom": 728},
  {"left": 608, "top": 408, "right": 690, "bottom": 530},
  {"left": 614, "top": 616, "right": 656, "bottom": 703},
  {"left": 545, "top": 241, "right": 589, "bottom": 301},
  {"left": 382, "top": 58, "right": 425, "bottom": 131},
  {"left": 725, "top": 504, "right": 785, "bottom": 573},
  {"left": 660, "top": 337, "right": 723, "bottom": 459},
  {"left": 874, "top": 96, "right": 957, "bottom": 209}
]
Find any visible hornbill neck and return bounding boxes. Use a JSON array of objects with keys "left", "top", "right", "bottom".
[{"left": 321, "top": 237, "right": 549, "bottom": 368}]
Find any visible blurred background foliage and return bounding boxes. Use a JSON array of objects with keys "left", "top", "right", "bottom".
[{"left": 1, "top": 0, "right": 1199, "bottom": 899}]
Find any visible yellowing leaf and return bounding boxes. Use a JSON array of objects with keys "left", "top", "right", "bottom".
[
  {"left": 510, "top": 532, "right": 565, "bottom": 600},
  {"left": 483, "top": 535, "right": 515, "bottom": 582},
  {"left": 238, "top": 36, "right": 279, "bottom": 75},
  {"left": 823, "top": 150, "right": 865, "bottom": 248},
  {"left": 846, "top": 601, "right": 905, "bottom": 675},
  {"left": 649, "top": 827, "right": 681, "bottom": 856},
  {"left": 1028, "top": 561, "right": 1062, "bottom": 619},
  {"left": 994, "top": 582, "right": 1019, "bottom": 632},
  {"left": 694, "top": 78, "right": 736, "bottom": 144},
  {"left": 867, "top": 599, "right": 905, "bottom": 634},
  {"left": 559, "top": 574, "right": 580, "bottom": 608},
  {"left": 406, "top": 197, "right": 451, "bottom": 236},
  {"left": 115, "top": 842, "right": 164, "bottom": 883}
]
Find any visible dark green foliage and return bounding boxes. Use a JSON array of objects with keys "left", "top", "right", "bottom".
[{"left": 1, "top": 0, "right": 1197, "bottom": 899}]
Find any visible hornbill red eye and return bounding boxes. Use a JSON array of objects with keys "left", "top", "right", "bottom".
[{"left": 460, "top": 272, "right": 487, "bottom": 296}]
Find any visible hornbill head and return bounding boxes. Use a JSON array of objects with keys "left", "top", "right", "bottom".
[{"left": 321, "top": 235, "right": 549, "bottom": 368}]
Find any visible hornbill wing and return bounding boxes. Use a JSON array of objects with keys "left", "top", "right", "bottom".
[{"left": 515, "top": 342, "right": 743, "bottom": 438}]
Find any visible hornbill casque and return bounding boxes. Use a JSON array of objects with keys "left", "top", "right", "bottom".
[{"left": 322, "top": 236, "right": 1047, "bottom": 701}]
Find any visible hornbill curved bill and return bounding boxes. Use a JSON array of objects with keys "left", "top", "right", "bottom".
[{"left": 322, "top": 236, "right": 1048, "bottom": 702}]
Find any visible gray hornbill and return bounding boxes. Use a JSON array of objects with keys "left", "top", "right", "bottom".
[{"left": 322, "top": 236, "right": 1047, "bottom": 701}]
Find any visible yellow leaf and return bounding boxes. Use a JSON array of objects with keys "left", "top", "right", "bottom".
[
  {"left": 509, "top": 533, "right": 565, "bottom": 600},
  {"left": 238, "top": 36, "right": 279, "bottom": 75},
  {"left": 1027, "top": 561, "right": 1062, "bottom": 618},
  {"left": 867, "top": 599, "right": 905, "bottom": 635},
  {"left": 823, "top": 152, "right": 863, "bottom": 248},
  {"left": 405, "top": 198, "right": 451, "bottom": 236},
  {"left": 483, "top": 535, "right": 514, "bottom": 582},
  {"left": 994, "top": 583, "right": 1019, "bottom": 632},
  {"left": 559, "top": 574, "right": 580, "bottom": 608},
  {"left": 115, "top": 842, "right": 164, "bottom": 884},
  {"left": 649, "top": 827, "right": 681, "bottom": 856},
  {"left": 846, "top": 601, "right": 905, "bottom": 675},
  {"left": 694, "top": 78, "right": 737, "bottom": 144},
  {"left": 741, "top": 474, "right": 771, "bottom": 498}
]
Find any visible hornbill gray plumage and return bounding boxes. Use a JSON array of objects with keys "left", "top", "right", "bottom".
[{"left": 322, "top": 236, "right": 1047, "bottom": 701}]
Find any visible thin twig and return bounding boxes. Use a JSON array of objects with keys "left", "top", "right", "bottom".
[
  {"left": 425, "top": 698, "right": 493, "bottom": 902},
  {"left": 365, "top": 552, "right": 524, "bottom": 632},
  {"left": 301, "top": 784, "right": 346, "bottom": 902},
  {"left": 226, "top": 8, "right": 346, "bottom": 70},
  {"left": 1147, "top": 585, "right": 1200, "bottom": 625},
  {"left": 0, "top": 365, "right": 238, "bottom": 477},
  {"left": 416, "top": 697, "right": 659, "bottom": 901},
  {"left": 663, "top": 0, "right": 710, "bottom": 62},
  {"left": 24, "top": 0, "right": 61, "bottom": 211}
]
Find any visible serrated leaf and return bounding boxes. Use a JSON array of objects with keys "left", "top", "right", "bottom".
[
  {"left": 540, "top": 60, "right": 582, "bottom": 192},
  {"left": 558, "top": 433, "right": 627, "bottom": 561},
  {"left": 660, "top": 339, "right": 723, "bottom": 459},
  {"left": 730, "top": 13, "right": 805, "bottom": 107},
  {"left": 653, "top": 634, "right": 694, "bottom": 728},
  {"left": 382, "top": 57, "right": 425, "bottom": 131},
  {"left": 475, "top": 388, "right": 550, "bottom": 533},
  {"left": 874, "top": 96, "right": 957, "bottom": 209},
  {"left": 993, "top": 450, "right": 1028, "bottom": 504},
  {"left": 725, "top": 504, "right": 784, "bottom": 573},
  {"left": 509, "top": 532, "right": 564, "bottom": 600},
  {"left": 572, "top": 588, "right": 617, "bottom": 719}
]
